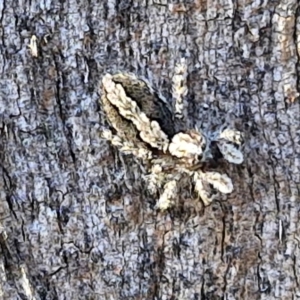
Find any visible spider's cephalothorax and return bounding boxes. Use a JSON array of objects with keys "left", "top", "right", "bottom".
[{"left": 100, "top": 61, "right": 244, "bottom": 210}]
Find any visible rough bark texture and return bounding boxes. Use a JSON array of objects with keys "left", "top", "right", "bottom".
[{"left": 0, "top": 0, "right": 300, "bottom": 299}]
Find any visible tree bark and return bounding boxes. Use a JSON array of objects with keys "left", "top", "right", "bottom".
[{"left": 0, "top": 0, "right": 299, "bottom": 299}]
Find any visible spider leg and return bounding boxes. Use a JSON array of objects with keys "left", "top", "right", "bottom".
[
  {"left": 193, "top": 170, "right": 234, "bottom": 205},
  {"left": 144, "top": 164, "right": 165, "bottom": 195},
  {"left": 210, "top": 128, "right": 244, "bottom": 164},
  {"left": 216, "top": 141, "right": 244, "bottom": 164},
  {"left": 193, "top": 172, "right": 216, "bottom": 206},
  {"left": 102, "top": 74, "right": 169, "bottom": 152},
  {"left": 155, "top": 180, "right": 178, "bottom": 210},
  {"left": 172, "top": 58, "right": 188, "bottom": 122},
  {"left": 218, "top": 128, "right": 244, "bottom": 145},
  {"left": 168, "top": 129, "right": 210, "bottom": 166},
  {"left": 101, "top": 128, "right": 152, "bottom": 160}
]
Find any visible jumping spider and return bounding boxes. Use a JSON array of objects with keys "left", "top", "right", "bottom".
[{"left": 100, "top": 60, "right": 243, "bottom": 210}]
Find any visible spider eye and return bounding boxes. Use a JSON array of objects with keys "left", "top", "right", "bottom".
[{"left": 197, "top": 154, "right": 204, "bottom": 162}]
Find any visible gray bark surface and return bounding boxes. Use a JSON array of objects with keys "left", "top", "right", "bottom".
[{"left": 0, "top": 0, "right": 299, "bottom": 299}]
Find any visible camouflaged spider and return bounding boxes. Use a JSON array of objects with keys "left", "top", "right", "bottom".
[{"left": 100, "top": 59, "right": 243, "bottom": 210}]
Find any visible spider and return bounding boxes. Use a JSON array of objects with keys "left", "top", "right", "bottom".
[{"left": 100, "top": 60, "right": 243, "bottom": 210}]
